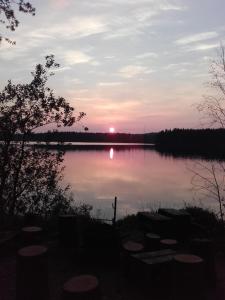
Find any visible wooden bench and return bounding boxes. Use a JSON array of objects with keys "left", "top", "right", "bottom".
[
  {"left": 138, "top": 212, "right": 173, "bottom": 237},
  {"left": 130, "top": 249, "right": 177, "bottom": 296},
  {"left": 158, "top": 208, "right": 191, "bottom": 239}
]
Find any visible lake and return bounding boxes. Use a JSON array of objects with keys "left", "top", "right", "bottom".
[{"left": 62, "top": 144, "right": 219, "bottom": 220}]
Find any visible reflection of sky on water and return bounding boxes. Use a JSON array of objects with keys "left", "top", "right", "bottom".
[{"left": 63, "top": 148, "right": 217, "bottom": 219}]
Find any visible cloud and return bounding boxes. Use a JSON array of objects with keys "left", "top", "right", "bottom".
[
  {"left": 63, "top": 51, "right": 93, "bottom": 65},
  {"left": 103, "top": 0, "right": 186, "bottom": 40},
  {"left": 159, "top": 3, "right": 187, "bottom": 11},
  {"left": 33, "top": 16, "right": 108, "bottom": 40},
  {"left": 164, "top": 62, "right": 192, "bottom": 70},
  {"left": 136, "top": 52, "right": 158, "bottom": 59},
  {"left": 176, "top": 32, "right": 218, "bottom": 45},
  {"left": 119, "top": 65, "right": 152, "bottom": 78},
  {"left": 187, "top": 43, "right": 219, "bottom": 51},
  {"left": 50, "top": 0, "right": 71, "bottom": 8},
  {"left": 98, "top": 82, "right": 125, "bottom": 87}
]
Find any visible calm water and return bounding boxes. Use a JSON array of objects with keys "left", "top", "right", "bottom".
[{"left": 63, "top": 145, "right": 218, "bottom": 220}]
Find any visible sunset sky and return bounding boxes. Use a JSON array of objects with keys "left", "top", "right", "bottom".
[{"left": 0, "top": 0, "right": 225, "bottom": 133}]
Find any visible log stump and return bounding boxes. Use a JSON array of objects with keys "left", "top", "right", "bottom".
[
  {"left": 58, "top": 215, "right": 78, "bottom": 247},
  {"left": 62, "top": 275, "right": 101, "bottom": 300},
  {"left": 21, "top": 226, "right": 43, "bottom": 246},
  {"left": 160, "top": 239, "right": 178, "bottom": 250},
  {"left": 145, "top": 233, "right": 161, "bottom": 251},
  {"left": 17, "top": 245, "right": 48, "bottom": 300},
  {"left": 173, "top": 254, "right": 204, "bottom": 300},
  {"left": 158, "top": 208, "right": 191, "bottom": 239},
  {"left": 121, "top": 241, "right": 144, "bottom": 276},
  {"left": 190, "top": 238, "right": 216, "bottom": 285}
]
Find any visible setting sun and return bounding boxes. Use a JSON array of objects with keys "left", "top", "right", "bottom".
[{"left": 109, "top": 127, "right": 115, "bottom": 133}]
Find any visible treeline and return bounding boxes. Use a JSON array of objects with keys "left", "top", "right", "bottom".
[
  {"left": 156, "top": 128, "right": 225, "bottom": 158},
  {"left": 9, "top": 131, "right": 157, "bottom": 144}
]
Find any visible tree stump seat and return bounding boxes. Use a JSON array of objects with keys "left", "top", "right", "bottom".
[
  {"left": 63, "top": 275, "right": 101, "bottom": 300},
  {"left": 145, "top": 233, "right": 161, "bottom": 251},
  {"left": 122, "top": 241, "right": 144, "bottom": 253},
  {"left": 17, "top": 245, "right": 48, "bottom": 300},
  {"left": 190, "top": 238, "right": 216, "bottom": 285},
  {"left": 173, "top": 254, "right": 204, "bottom": 300},
  {"left": 121, "top": 241, "right": 144, "bottom": 276},
  {"left": 58, "top": 215, "right": 78, "bottom": 247},
  {"left": 160, "top": 239, "right": 178, "bottom": 250},
  {"left": 21, "top": 226, "right": 43, "bottom": 246}
]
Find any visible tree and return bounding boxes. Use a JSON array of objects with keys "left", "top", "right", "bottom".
[
  {"left": 190, "top": 161, "right": 225, "bottom": 222},
  {"left": 198, "top": 44, "right": 225, "bottom": 128},
  {"left": 0, "top": 55, "right": 85, "bottom": 220},
  {"left": 0, "top": 0, "right": 35, "bottom": 44},
  {"left": 192, "top": 45, "right": 225, "bottom": 222}
]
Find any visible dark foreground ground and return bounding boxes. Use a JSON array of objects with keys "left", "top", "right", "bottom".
[{"left": 2, "top": 234, "right": 225, "bottom": 300}]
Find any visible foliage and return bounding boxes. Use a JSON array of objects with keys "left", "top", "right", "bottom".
[
  {"left": 0, "top": 0, "right": 35, "bottom": 44},
  {"left": 2, "top": 131, "right": 157, "bottom": 144},
  {"left": 0, "top": 55, "right": 85, "bottom": 219},
  {"left": 197, "top": 44, "right": 225, "bottom": 128},
  {"left": 191, "top": 45, "right": 225, "bottom": 223},
  {"left": 68, "top": 202, "right": 93, "bottom": 218},
  {"left": 184, "top": 205, "right": 224, "bottom": 235},
  {"left": 190, "top": 161, "right": 225, "bottom": 222}
]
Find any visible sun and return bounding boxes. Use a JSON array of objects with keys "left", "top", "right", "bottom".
[{"left": 109, "top": 127, "right": 115, "bottom": 133}]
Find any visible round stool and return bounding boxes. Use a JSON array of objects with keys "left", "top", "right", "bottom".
[
  {"left": 145, "top": 233, "right": 160, "bottom": 251},
  {"left": 58, "top": 215, "right": 78, "bottom": 247},
  {"left": 173, "top": 254, "right": 204, "bottom": 300},
  {"left": 121, "top": 241, "right": 144, "bottom": 277},
  {"left": 190, "top": 238, "right": 216, "bottom": 285},
  {"left": 21, "top": 226, "right": 43, "bottom": 246},
  {"left": 122, "top": 241, "right": 144, "bottom": 253},
  {"left": 63, "top": 275, "right": 101, "bottom": 300},
  {"left": 160, "top": 239, "right": 178, "bottom": 250},
  {"left": 17, "top": 245, "right": 48, "bottom": 300}
]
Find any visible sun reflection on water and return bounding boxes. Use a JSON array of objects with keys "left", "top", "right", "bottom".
[{"left": 109, "top": 148, "right": 114, "bottom": 160}]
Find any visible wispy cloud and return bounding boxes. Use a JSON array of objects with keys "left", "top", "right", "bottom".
[
  {"left": 98, "top": 82, "right": 125, "bottom": 87},
  {"left": 119, "top": 65, "right": 152, "bottom": 78},
  {"left": 136, "top": 52, "right": 158, "bottom": 59},
  {"left": 176, "top": 31, "right": 218, "bottom": 45},
  {"left": 63, "top": 51, "right": 94, "bottom": 65},
  {"left": 159, "top": 3, "right": 187, "bottom": 11},
  {"left": 35, "top": 16, "right": 108, "bottom": 40},
  {"left": 186, "top": 43, "right": 219, "bottom": 51},
  {"left": 164, "top": 62, "right": 192, "bottom": 70}
]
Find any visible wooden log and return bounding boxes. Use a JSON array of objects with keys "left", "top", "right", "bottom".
[
  {"left": 173, "top": 254, "right": 204, "bottom": 300},
  {"left": 138, "top": 212, "right": 173, "bottom": 237},
  {"left": 62, "top": 275, "right": 101, "bottom": 300},
  {"left": 160, "top": 239, "right": 178, "bottom": 250},
  {"left": 58, "top": 215, "right": 78, "bottom": 247},
  {"left": 190, "top": 238, "right": 216, "bottom": 285},
  {"left": 122, "top": 241, "right": 144, "bottom": 253},
  {"left": 121, "top": 241, "right": 144, "bottom": 276},
  {"left": 158, "top": 208, "right": 191, "bottom": 239},
  {"left": 21, "top": 226, "right": 43, "bottom": 246},
  {"left": 17, "top": 245, "right": 48, "bottom": 300},
  {"left": 145, "top": 233, "right": 161, "bottom": 251},
  {"left": 131, "top": 249, "right": 176, "bottom": 297},
  {"left": 132, "top": 249, "right": 176, "bottom": 261}
]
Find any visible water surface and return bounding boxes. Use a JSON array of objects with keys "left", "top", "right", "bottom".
[{"left": 63, "top": 145, "right": 217, "bottom": 220}]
